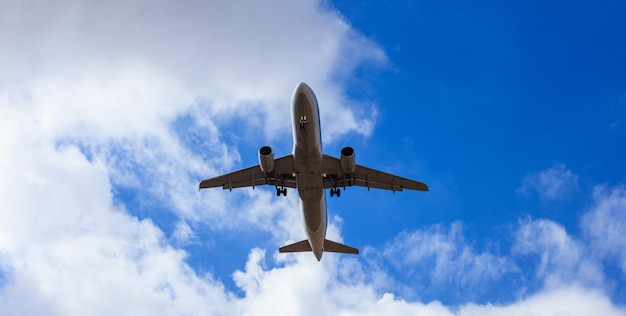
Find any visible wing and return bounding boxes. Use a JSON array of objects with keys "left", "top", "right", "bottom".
[
  {"left": 321, "top": 155, "right": 428, "bottom": 192},
  {"left": 199, "top": 154, "right": 296, "bottom": 190}
]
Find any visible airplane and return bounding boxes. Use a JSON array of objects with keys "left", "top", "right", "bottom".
[{"left": 199, "top": 82, "right": 428, "bottom": 261}]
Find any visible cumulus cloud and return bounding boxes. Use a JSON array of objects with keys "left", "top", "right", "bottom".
[
  {"left": 582, "top": 185, "right": 626, "bottom": 277},
  {"left": 0, "top": 0, "right": 384, "bottom": 314},
  {"left": 517, "top": 163, "right": 578, "bottom": 201},
  {"left": 457, "top": 287, "right": 625, "bottom": 316},
  {"left": 1, "top": 0, "right": 386, "bottom": 222},
  {"left": 0, "top": 134, "right": 232, "bottom": 315},
  {"left": 0, "top": 0, "right": 383, "bottom": 142},
  {"left": 227, "top": 249, "right": 625, "bottom": 316},
  {"left": 1, "top": 0, "right": 625, "bottom": 315}
]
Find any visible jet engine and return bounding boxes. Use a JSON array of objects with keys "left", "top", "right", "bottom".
[
  {"left": 258, "top": 146, "right": 275, "bottom": 174},
  {"left": 340, "top": 146, "right": 355, "bottom": 174}
]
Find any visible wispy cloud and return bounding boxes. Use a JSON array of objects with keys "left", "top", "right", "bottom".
[
  {"left": 513, "top": 217, "right": 604, "bottom": 289},
  {"left": 517, "top": 163, "right": 579, "bottom": 201},
  {"left": 379, "top": 222, "right": 516, "bottom": 298},
  {"left": 1, "top": 0, "right": 626, "bottom": 315},
  {"left": 582, "top": 185, "right": 626, "bottom": 277}
]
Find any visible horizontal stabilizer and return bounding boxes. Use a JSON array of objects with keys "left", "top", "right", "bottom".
[
  {"left": 324, "top": 239, "right": 359, "bottom": 254},
  {"left": 278, "top": 239, "right": 359, "bottom": 255},
  {"left": 279, "top": 239, "right": 312, "bottom": 253}
]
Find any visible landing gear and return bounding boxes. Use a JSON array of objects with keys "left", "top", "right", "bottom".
[
  {"left": 299, "top": 115, "right": 307, "bottom": 130},
  {"left": 276, "top": 187, "right": 287, "bottom": 196},
  {"left": 330, "top": 188, "right": 341, "bottom": 197}
]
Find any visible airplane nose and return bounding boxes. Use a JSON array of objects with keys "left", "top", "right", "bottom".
[
  {"left": 291, "top": 82, "right": 316, "bottom": 110},
  {"left": 295, "top": 82, "right": 312, "bottom": 95}
]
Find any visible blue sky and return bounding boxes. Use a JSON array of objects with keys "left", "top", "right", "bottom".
[{"left": 1, "top": 0, "right": 626, "bottom": 315}]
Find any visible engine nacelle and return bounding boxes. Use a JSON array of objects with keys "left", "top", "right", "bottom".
[
  {"left": 340, "top": 146, "right": 355, "bottom": 174},
  {"left": 258, "top": 146, "right": 275, "bottom": 174}
]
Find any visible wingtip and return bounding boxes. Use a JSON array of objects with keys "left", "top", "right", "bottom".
[{"left": 198, "top": 179, "right": 211, "bottom": 190}]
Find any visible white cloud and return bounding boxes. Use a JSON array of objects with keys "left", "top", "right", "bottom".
[
  {"left": 230, "top": 249, "right": 625, "bottom": 316},
  {"left": 172, "top": 221, "right": 195, "bottom": 244},
  {"left": 1, "top": 0, "right": 386, "bottom": 228},
  {"left": 513, "top": 217, "right": 604, "bottom": 289},
  {"left": 1, "top": 0, "right": 387, "bottom": 219},
  {"left": 517, "top": 163, "right": 578, "bottom": 201},
  {"left": 1, "top": 0, "right": 625, "bottom": 315},
  {"left": 0, "top": 0, "right": 381, "bottom": 313},
  {"left": 582, "top": 185, "right": 626, "bottom": 277},
  {"left": 0, "top": 134, "right": 232, "bottom": 315},
  {"left": 0, "top": 139, "right": 622, "bottom": 315},
  {"left": 383, "top": 222, "right": 515, "bottom": 284},
  {"left": 378, "top": 222, "right": 517, "bottom": 302},
  {"left": 458, "top": 287, "right": 625, "bottom": 316},
  {"left": 0, "top": 0, "right": 383, "bottom": 142}
]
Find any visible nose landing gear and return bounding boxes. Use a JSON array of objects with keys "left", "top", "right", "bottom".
[{"left": 299, "top": 116, "right": 307, "bottom": 130}]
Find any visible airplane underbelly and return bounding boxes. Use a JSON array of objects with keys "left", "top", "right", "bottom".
[
  {"left": 301, "top": 195, "right": 327, "bottom": 254},
  {"left": 294, "top": 146, "right": 323, "bottom": 198},
  {"left": 302, "top": 198, "right": 324, "bottom": 232},
  {"left": 293, "top": 147, "right": 326, "bottom": 254}
]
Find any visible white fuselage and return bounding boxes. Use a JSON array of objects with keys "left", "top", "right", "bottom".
[{"left": 291, "top": 83, "right": 327, "bottom": 261}]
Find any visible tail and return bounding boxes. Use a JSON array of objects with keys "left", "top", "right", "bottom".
[
  {"left": 278, "top": 239, "right": 359, "bottom": 254},
  {"left": 323, "top": 239, "right": 359, "bottom": 254},
  {"left": 278, "top": 239, "right": 311, "bottom": 253}
]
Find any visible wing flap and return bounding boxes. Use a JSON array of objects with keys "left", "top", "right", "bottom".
[
  {"left": 200, "top": 154, "right": 296, "bottom": 190},
  {"left": 222, "top": 177, "right": 297, "bottom": 190},
  {"left": 199, "top": 165, "right": 260, "bottom": 189},
  {"left": 321, "top": 155, "right": 428, "bottom": 192}
]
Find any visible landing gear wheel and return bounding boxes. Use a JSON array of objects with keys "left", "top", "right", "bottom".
[
  {"left": 282, "top": 188, "right": 287, "bottom": 196},
  {"left": 330, "top": 189, "right": 335, "bottom": 197},
  {"left": 277, "top": 188, "right": 287, "bottom": 196},
  {"left": 330, "top": 188, "right": 341, "bottom": 197}
]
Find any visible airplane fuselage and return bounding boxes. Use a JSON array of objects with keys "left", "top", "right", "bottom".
[{"left": 291, "top": 83, "right": 327, "bottom": 261}]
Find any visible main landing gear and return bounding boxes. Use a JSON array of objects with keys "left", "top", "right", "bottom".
[
  {"left": 329, "top": 188, "right": 341, "bottom": 197},
  {"left": 276, "top": 187, "right": 287, "bottom": 196}
]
